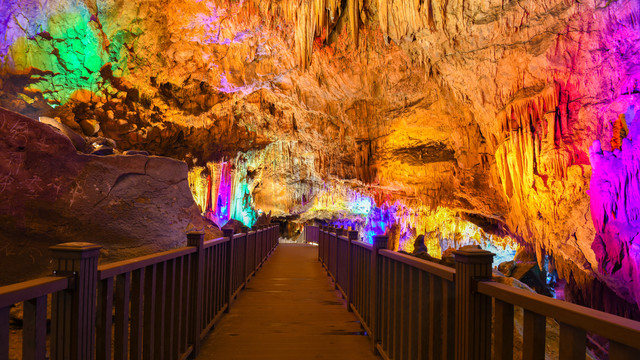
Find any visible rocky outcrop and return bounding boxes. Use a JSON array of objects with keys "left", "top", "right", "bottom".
[
  {"left": 0, "top": 107, "right": 221, "bottom": 285},
  {"left": 2, "top": 0, "right": 640, "bottom": 313}
]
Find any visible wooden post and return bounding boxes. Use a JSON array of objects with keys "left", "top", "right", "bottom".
[
  {"left": 454, "top": 247, "right": 494, "bottom": 360},
  {"left": 347, "top": 230, "right": 358, "bottom": 312},
  {"left": 370, "top": 235, "right": 388, "bottom": 351},
  {"left": 49, "top": 242, "right": 102, "bottom": 360},
  {"left": 223, "top": 228, "right": 234, "bottom": 312},
  {"left": 187, "top": 231, "right": 204, "bottom": 358}
]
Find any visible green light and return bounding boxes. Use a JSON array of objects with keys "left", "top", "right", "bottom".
[{"left": 7, "top": 10, "right": 123, "bottom": 106}]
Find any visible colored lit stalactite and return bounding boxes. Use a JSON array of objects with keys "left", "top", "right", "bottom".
[
  {"left": 313, "top": 187, "right": 519, "bottom": 267},
  {"left": 610, "top": 114, "right": 629, "bottom": 151},
  {"left": 188, "top": 160, "right": 258, "bottom": 228},
  {"left": 6, "top": 10, "right": 112, "bottom": 106},
  {"left": 590, "top": 105, "right": 640, "bottom": 306}
]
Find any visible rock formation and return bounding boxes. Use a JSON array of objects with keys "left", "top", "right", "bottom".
[
  {"left": 0, "top": 107, "right": 220, "bottom": 284},
  {"left": 2, "top": 0, "right": 640, "bottom": 314}
]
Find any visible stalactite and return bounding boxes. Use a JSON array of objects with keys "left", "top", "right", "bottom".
[
  {"left": 188, "top": 166, "right": 209, "bottom": 212},
  {"left": 610, "top": 113, "right": 628, "bottom": 151},
  {"left": 348, "top": 0, "right": 359, "bottom": 45},
  {"left": 495, "top": 85, "right": 565, "bottom": 205},
  {"left": 587, "top": 107, "right": 640, "bottom": 308},
  {"left": 379, "top": 0, "right": 389, "bottom": 38}
]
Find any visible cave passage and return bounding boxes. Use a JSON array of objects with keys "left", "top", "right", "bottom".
[
  {"left": 198, "top": 243, "right": 375, "bottom": 359},
  {"left": 3, "top": 1, "right": 640, "bottom": 357}
]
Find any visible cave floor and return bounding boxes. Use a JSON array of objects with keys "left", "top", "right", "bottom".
[{"left": 197, "top": 243, "right": 378, "bottom": 359}]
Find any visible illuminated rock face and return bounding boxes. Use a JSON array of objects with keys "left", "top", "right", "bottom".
[
  {"left": 590, "top": 112, "right": 640, "bottom": 312},
  {"left": 2, "top": 0, "right": 640, "bottom": 311},
  {"left": 0, "top": 107, "right": 221, "bottom": 284}
]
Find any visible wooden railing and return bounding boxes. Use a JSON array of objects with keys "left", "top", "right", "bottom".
[
  {"left": 0, "top": 225, "right": 279, "bottom": 360},
  {"left": 310, "top": 225, "right": 640, "bottom": 360}
]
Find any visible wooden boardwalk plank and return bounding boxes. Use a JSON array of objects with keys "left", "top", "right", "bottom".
[{"left": 197, "top": 243, "right": 377, "bottom": 360}]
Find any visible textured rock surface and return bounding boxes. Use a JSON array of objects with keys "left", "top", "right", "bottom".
[
  {"left": 0, "top": 107, "right": 220, "bottom": 285},
  {"left": 2, "top": 0, "right": 640, "bottom": 312}
]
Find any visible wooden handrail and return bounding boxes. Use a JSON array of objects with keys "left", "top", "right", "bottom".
[
  {"left": 379, "top": 249, "right": 455, "bottom": 282},
  {"left": 351, "top": 240, "right": 372, "bottom": 250},
  {"left": 0, "top": 276, "right": 69, "bottom": 308},
  {"left": 98, "top": 247, "right": 196, "bottom": 280},
  {"left": 477, "top": 280, "right": 640, "bottom": 348},
  {"left": 203, "top": 236, "right": 228, "bottom": 249}
]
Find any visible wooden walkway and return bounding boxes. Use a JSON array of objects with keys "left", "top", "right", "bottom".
[{"left": 197, "top": 243, "right": 377, "bottom": 359}]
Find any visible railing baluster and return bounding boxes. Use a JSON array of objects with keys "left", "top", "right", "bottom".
[
  {"left": 143, "top": 264, "right": 157, "bottom": 360},
  {"left": 174, "top": 256, "right": 184, "bottom": 360},
  {"left": 443, "top": 280, "right": 455, "bottom": 360},
  {"left": 381, "top": 256, "right": 389, "bottom": 354},
  {"left": 419, "top": 271, "right": 429, "bottom": 359},
  {"left": 390, "top": 259, "right": 398, "bottom": 358},
  {"left": 610, "top": 340, "right": 640, "bottom": 360},
  {"left": 0, "top": 306, "right": 7, "bottom": 360},
  {"left": 401, "top": 264, "right": 411, "bottom": 360},
  {"left": 204, "top": 248, "right": 211, "bottom": 325},
  {"left": 493, "top": 299, "right": 514, "bottom": 360},
  {"left": 365, "top": 245, "right": 371, "bottom": 326},
  {"left": 523, "top": 310, "right": 545, "bottom": 360},
  {"left": 408, "top": 267, "right": 419, "bottom": 360},
  {"left": 181, "top": 255, "right": 191, "bottom": 355},
  {"left": 395, "top": 263, "right": 405, "bottom": 360},
  {"left": 209, "top": 247, "right": 215, "bottom": 319},
  {"left": 429, "top": 275, "right": 443, "bottom": 359},
  {"left": 163, "top": 259, "right": 175, "bottom": 359},
  {"left": 214, "top": 246, "right": 219, "bottom": 319},
  {"left": 114, "top": 272, "right": 131, "bottom": 360},
  {"left": 153, "top": 261, "right": 166, "bottom": 357},
  {"left": 558, "top": 322, "right": 585, "bottom": 360},
  {"left": 218, "top": 243, "right": 224, "bottom": 313},
  {"left": 96, "top": 277, "right": 113, "bottom": 360},
  {"left": 130, "top": 268, "right": 145, "bottom": 360},
  {"left": 22, "top": 295, "right": 46, "bottom": 360}
]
